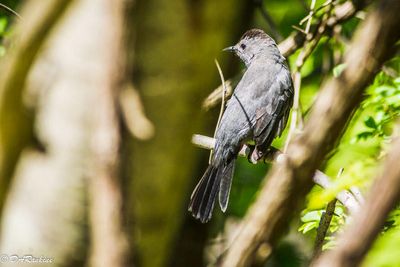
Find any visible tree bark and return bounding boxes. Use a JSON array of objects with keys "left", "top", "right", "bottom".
[
  {"left": 0, "top": 0, "right": 73, "bottom": 219},
  {"left": 0, "top": 0, "right": 130, "bottom": 266}
]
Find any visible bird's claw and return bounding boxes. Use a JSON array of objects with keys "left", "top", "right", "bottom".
[{"left": 246, "top": 145, "right": 256, "bottom": 164}]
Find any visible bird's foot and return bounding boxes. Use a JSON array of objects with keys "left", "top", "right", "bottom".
[
  {"left": 246, "top": 145, "right": 257, "bottom": 164},
  {"left": 249, "top": 147, "right": 264, "bottom": 164}
]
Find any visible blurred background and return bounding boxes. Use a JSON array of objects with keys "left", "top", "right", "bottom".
[{"left": 0, "top": 0, "right": 399, "bottom": 266}]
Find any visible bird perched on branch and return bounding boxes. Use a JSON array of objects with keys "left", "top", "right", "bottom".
[{"left": 189, "top": 29, "right": 294, "bottom": 223}]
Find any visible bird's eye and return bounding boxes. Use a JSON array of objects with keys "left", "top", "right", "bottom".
[{"left": 240, "top": 43, "right": 246, "bottom": 50}]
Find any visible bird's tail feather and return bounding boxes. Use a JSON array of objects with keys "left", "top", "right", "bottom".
[
  {"left": 219, "top": 159, "right": 235, "bottom": 212},
  {"left": 189, "top": 159, "right": 235, "bottom": 223}
]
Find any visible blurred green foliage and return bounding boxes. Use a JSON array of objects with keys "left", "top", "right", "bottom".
[{"left": 299, "top": 57, "right": 400, "bottom": 266}]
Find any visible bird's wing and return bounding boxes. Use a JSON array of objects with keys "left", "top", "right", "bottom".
[
  {"left": 252, "top": 66, "right": 293, "bottom": 146},
  {"left": 215, "top": 60, "right": 293, "bottom": 151}
]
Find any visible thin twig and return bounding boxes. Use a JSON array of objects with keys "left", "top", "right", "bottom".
[
  {"left": 313, "top": 168, "right": 343, "bottom": 256},
  {"left": 209, "top": 59, "right": 227, "bottom": 163},
  {"left": 315, "top": 0, "right": 335, "bottom": 13},
  {"left": 0, "top": 3, "right": 22, "bottom": 19},
  {"left": 300, "top": 0, "right": 335, "bottom": 26},
  {"left": 284, "top": 0, "right": 335, "bottom": 151},
  {"left": 291, "top": 25, "right": 307, "bottom": 35},
  {"left": 305, "top": 0, "right": 316, "bottom": 34}
]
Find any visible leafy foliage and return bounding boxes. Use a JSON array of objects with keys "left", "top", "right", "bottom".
[
  {"left": 299, "top": 204, "right": 345, "bottom": 238},
  {"left": 298, "top": 57, "right": 400, "bottom": 266}
]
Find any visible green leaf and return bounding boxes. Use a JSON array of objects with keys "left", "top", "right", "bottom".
[
  {"left": 301, "top": 210, "right": 322, "bottom": 222},
  {"left": 322, "top": 239, "right": 337, "bottom": 250},
  {"left": 355, "top": 131, "right": 374, "bottom": 141},
  {"left": 0, "top": 17, "right": 8, "bottom": 35},
  {"left": 298, "top": 221, "right": 318, "bottom": 234},
  {"left": 364, "top": 116, "right": 377, "bottom": 129},
  {"left": 333, "top": 63, "right": 346, "bottom": 77},
  {"left": 375, "top": 85, "right": 396, "bottom": 96}
]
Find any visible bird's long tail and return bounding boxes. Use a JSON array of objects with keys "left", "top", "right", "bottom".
[{"left": 188, "top": 159, "right": 235, "bottom": 223}]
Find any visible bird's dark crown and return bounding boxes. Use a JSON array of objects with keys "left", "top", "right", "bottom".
[{"left": 240, "top": 29, "right": 270, "bottom": 40}]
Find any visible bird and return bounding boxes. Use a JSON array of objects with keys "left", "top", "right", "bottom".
[{"left": 188, "top": 29, "right": 294, "bottom": 223}]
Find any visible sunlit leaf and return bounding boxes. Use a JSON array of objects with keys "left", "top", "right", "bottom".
[
  {"left": 0, "top": 17, "right": 8, "bottom": 35},
  {"left": 333, "top": 63, "right": 346, "bottom": 77},
  {"left": 364, "top": 116, "right": 377, "bottom": 129}
]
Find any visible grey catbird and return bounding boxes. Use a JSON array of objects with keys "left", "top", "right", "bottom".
[{"left": 189, "top": 29, "right": 294, "bottom": 223}]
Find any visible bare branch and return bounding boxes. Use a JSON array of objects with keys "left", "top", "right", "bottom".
[
  {"left": 219, "top": 0, "right": 400, "bottom": 265},
  {"left": 0, "top": 0, "right": 73, "bottom": 217},
  {"left": 209, "top": 59, "right": 227, "bottom": 163},
  {"left": 0, "top": 3, "right": 22, "bottom": 19},
  {"left": 119, "top": 84, "right": 155, "bottom": 140},
  {"left": 284, "top": 0, "right": 335, "bottom": 151},
  {"left": 202, "top": 75, "right": 240, "bottom": 111},
  {"left": 313, "top": 198, "right": 337, "bottom": 255},
  {"left": 85, "top": 0, "right": 129, "bottom": 266},
  {"left": 313, "top": 168, "right": 343, "bottom": 256},
  {"left": 303, "top": 0, "right": 316, "bottom": 34},
  {"left": 191, "top": 134, "right": 359, "bottom": 213}
]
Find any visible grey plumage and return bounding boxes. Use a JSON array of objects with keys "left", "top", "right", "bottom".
[{"left": 189, "top": 29, "right": 293, "bottom": 223}]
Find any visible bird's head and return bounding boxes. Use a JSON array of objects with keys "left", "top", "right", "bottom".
[{"left": 223, "top": 29, "right": 277, "bottom": 67}]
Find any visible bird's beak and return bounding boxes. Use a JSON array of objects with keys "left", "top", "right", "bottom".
[{"left": 223, "top": 46, "right": 235, "bottom": 52}]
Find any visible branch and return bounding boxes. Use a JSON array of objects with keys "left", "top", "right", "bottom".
[
  {"left": 313, "top": 168, "right": 342, "bottom": 256},
  {"left": 284, "top": 0, "right": 335, "bottom": 151},
  {"left": 209, "top": 60, "right": 227, "bottom": 163},
  {"left": 0, "top": 3, "right": 22, "bottom": 19},
  {"left": 313, "top": 198, "right": 337, "bottom": 255},
  {"left": 192, "top": 134, "right": 359, "bottom": 213},
  {"left": 312, "top": 132, "right": 400, "bottom": 267},
  {"left": 202, "top": 74, "right": 241, "bottom": 110},
  {"left": 202, "top": 0, "right": 370, "bottom": 110},
  {"left": 219, "top": 0, "right": 400, "bottom": 265},
  {"left": 0, "top": 0, "right": 132, "bottom": 265},
  {"left": 119, "top": 84, "right": 155, "bottom": 140},
  {"left": 0, "top": 0, "right": 73, "bottom": 217},
  {"left": 86, "top": 0, "right": 129, "bottom": 266}
]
